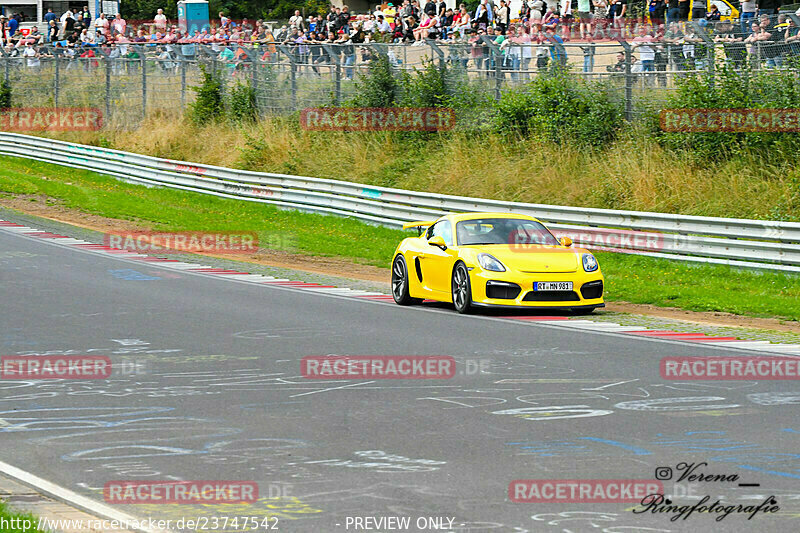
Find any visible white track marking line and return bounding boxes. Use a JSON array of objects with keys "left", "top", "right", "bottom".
[
  {"left": 563, "top": 324, "right": 646, "bottom": 332},
  {"left": 747, "top": 345, "right": 800, "bottom": 352},
  {"left": 289, "top": 380, "right": 377, "bottom": 398},
  {"left": 207, "top": 274, "right": 277, "bottom": 281},
  {"left": 581, "top": 379, "right": 640, "bottom": 391},
  {"left": 155, "top": 264, "right": 216, "bottom": 270},
  {"left": 4, "top": 219, "right": 800, "bottom": 358},
  {"left": 0, "top": 460, "right": 174, "bottom": 533},
  {"left": 699, "top": 341, "right": 775, "bottom": 347},
  {"left": 721, "top": 343, "right": 800, "bottom": 352},
  {"left": 301, "top": 288, "right": 356, "bottom": 293},
  {"left": 55, "top": 238, "right": 92, "bottom": 245}
]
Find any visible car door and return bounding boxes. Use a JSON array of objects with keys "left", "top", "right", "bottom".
[{"left": 421, "top": 220, "right": 458, "bottom": 295}]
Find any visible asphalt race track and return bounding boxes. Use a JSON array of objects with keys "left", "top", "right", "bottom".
[{"left": 1, "top": 223, "right": 799, "bottom": 533}]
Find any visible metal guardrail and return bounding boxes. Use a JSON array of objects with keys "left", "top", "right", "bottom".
[{"left": 1, "top": 131, "right": 799, "bottom": 272}]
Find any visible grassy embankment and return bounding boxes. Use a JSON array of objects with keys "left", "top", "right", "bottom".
[
  {"left": 0, "top": 502, "right": 47, "bottom": 533},
  {"left": 45, "top": 115, "right": 800, "bottom": 222},
  {"left": 2, "top": 154, "right": 799, "bottom": 320}
]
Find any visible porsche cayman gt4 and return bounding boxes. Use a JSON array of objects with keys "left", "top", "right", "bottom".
[{"left": 391, "top": 213, "right": 605, "bottom": 314}]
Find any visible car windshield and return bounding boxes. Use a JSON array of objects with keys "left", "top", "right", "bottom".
[{"left": 456, "top": 218, "right": 560, "bottom": 246}]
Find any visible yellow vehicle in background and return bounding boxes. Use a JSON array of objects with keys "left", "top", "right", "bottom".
[
  {"left": 688, "top": 0, "right": 740, "bottom": 22},
  {"left": 391, "top": 213, "right": 605, "bottom": 314}
]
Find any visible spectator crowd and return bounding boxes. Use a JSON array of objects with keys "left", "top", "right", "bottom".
[{"left": 0, "top": 1, "right": 798, "bottom": 76}]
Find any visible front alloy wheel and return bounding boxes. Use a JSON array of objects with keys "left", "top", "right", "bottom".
[
  {"left": 451, "top": 262, "right": 473, "bottom": 314},
  {"left": 392, "top": 255, "right": 420, "bottom": 305}
]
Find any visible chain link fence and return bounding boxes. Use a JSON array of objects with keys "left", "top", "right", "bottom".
[{"left": 2, "top": 18, "right": 799, "bottom": 128}]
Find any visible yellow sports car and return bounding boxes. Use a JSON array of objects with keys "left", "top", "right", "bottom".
[{"left": 391, "top": 212, "right": 605, "bottom": 314}]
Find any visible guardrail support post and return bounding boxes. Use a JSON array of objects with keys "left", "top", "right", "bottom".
[
  {"left": 334, "top": 58, "right": 341, "bottom": 105},
  {"left": 53, "top": 53, "right": 60, "bottom": 108},
  {"left": 427, "top": 41, "right": 446, "bottom": 70},
  {"left": 479, "top": 36, "right": 503, "bottom": 101},
  {"left": 228, "top": 45, "right": 262, "bottom": 116},
  {"left": 616, "top": 38, "right": 633, "bottom": 122},
  {"left": 690, "top": 21, "right": 715, "bottom": 80},
  {"left": 136, "top": 47, "right": 146, "bottom": 121},
  {"left": 291, "top": 59, "right": 297, "bottom": 111},
  {"left": 278, "top": 45, "right": 298, "bottom": 111},
  {"left": 105, "top": 54, "right": 112, "bottom": 121},
  {"left": 323, "top": 44, "right": 341, "bottom": 106},
  {"left": 180, "top": 56, "right": 187, "bottom": 109},
  {"left": 251, "top": 55, "right": 259, "bottom": 115}
]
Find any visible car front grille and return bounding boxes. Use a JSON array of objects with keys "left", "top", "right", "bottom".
[
  {"left": 523, "top": 290, "right": 580, "bottom": 302},
  {"left": 486, "top": 281, "right": 521, "bottom": 300},
  {"left": 580, "top": 280, "right": 604, "bottom": 300}
]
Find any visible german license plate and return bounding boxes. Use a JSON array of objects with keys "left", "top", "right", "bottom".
[{"left": 534, "top": 281, "right": 573, "bottom": 291}]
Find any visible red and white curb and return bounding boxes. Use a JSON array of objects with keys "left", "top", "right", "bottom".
[
  {"left": 496, "top": 318, "right": 800, "bottom": 355},
  {"left": 0, "top": 220, "right": 384, "bottom": 297},
  {"left": 3, "top": 219, "right": 800, "bottom": 356}
]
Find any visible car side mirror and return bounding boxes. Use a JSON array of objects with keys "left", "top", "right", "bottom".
[
  {"left": 428, "top": 235, "right": 447, "bottom": 250},
  {"left": 559, "top": 237, "right": 573, "bottom": 247}
]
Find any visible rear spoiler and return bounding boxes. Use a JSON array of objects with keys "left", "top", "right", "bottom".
[{"left": 402, "top": 220, "right": 436, "bottom": 236}]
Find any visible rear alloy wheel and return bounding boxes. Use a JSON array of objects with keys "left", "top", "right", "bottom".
[
  {"left": 392, "top": 255, "right": 421, "bottom": 305},
  {"left": 451, "top": 262, "right": 473, "bottom": 314}
]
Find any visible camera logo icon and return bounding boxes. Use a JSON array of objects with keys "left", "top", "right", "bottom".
[{"left": 655, "top": 467, "right": 673, "bottom": 481}]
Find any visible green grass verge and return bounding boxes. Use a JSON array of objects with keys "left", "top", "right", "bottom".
[
  {"left": 0, "top": 502, "right": 46, "bottom": 532},
  {"left": 2, "top": 155, "right": 799, "bottom": 321},
  {"left": 596, "top": 252, "right": 800, "bottom": 320}
]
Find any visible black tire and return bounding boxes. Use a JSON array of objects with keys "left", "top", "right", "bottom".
[
  {"left": 392, "top": 255, "right": 421, "bottom": 305},
  {"left": 451, "top": 262, "right": 473, "bottom": 314}
]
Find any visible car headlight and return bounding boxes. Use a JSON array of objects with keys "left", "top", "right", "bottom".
[
  {"left": 477, "top": 253, "right": 506, "bottom": 272},
  {"left": 582, "top": 253, "right": 599, "bottom": 272}
]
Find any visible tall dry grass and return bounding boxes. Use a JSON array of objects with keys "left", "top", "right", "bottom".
[{"left": 43, "top": 115, "right": 800, "bottom": 221}]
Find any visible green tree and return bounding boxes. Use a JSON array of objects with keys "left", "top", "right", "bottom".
[
  {"left": 228, "top": 81, "right": 258, "bottom": 123},
  {"left": 189, "top": 65, "right": 224, "bottom": 125},
  {"left": 494, "top": 70, "right": 624, "bottom": 147},
  {"left": 351, "top": 55, "right": 400, "bottom": 108},
  {"left": 658, "top": 65, "right": 800, "bottom": 162},
  {"left": 0, "top": 80, "right": 11, "bottom": 109}
]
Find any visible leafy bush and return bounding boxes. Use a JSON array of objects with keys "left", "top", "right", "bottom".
[
  {"left": 228, "top": 81, "right": 258, "bottom": 123},
  {"left": 494, "top": 71, "right": 624, "bottom": 147},
  {"left": 0, "top": 80, "right": 11, "bottom": 109},
  {"left": 494, "top": 89, "right": 538, "bottom": 136},
  {"left": 189, "top": 65, "right": 224, "bottom": 125},
  {"left": 352, "top": 57, "right": 468, "bottom": 110},
  {"left": 658, "top": 66, "right": 800, "bottom": 162},
  {"left": 351, "top": 55, "right": 400, "bottom": 108},
  {"left": 401, "top": 61, "right": 449, "bottom": 108}
]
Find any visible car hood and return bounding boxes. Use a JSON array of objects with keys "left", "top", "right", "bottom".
[{"left": 472, "top": 245, "right": 579, "bottom": 273}]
